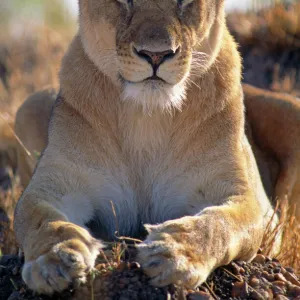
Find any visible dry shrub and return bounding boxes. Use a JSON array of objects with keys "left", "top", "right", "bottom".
[
  {"left": 227, "top": 2, "right": 300, "bottom": 95},
  {"left": 228, "top": 2, "right": 300, "bottom": 51}
]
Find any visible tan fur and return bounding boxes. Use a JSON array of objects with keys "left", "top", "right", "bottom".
[
  {"left": 12, "top": 0, "right": 281, "bottom": 294},
  {"left": 14, "top": 89, "right": 56, "bottom": 188},
  {"left": 14, "top": 85, "right": 300, "bottom": 216},
  {"left": 244, "top": 84, "right": 300, "bottom": 218}
]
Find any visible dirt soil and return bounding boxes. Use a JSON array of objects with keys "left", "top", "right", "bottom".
[{"left": 1, "top": 248, "right": 300, "bottom": 300}]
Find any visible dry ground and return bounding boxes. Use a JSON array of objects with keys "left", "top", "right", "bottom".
[{"left": 0, "top": 3, "right": 300, "bottom": 299}]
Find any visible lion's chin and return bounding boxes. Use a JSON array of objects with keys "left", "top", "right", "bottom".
[{"left": 121, "top": 80, "right": 187, "bottom": 114}]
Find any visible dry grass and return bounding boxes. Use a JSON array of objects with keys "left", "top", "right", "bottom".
[
  {"left": 228, "top": 2, "right": 300, "bottom": 95},
  {"left": 0, "top": 4, "right": 299, "bottom": 277},
  {"left": 0, "top": 179, "right": 21, "bottom": 255},
  {"left": 261, "top": 200, "right": 300, "bottom": 276}
]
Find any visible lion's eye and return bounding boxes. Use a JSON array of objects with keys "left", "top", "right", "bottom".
[
  {"left": 117, "top": 0, "right": 133, "bottom": 7},
  {"left": 178, "top": 0, "right": 194, "bottom": 7}
]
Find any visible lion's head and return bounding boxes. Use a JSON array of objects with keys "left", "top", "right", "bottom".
[{"left": 79, "top": 0, "right": 225, "bottom": 112}]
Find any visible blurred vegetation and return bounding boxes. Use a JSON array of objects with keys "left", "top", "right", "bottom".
[
  {"left": 227, "top": 1, "right": 300, "bottom": 95},
  {"left": 251, "top": 0, "right": 297, "bottom": 10},
  {"left": 0, "top": 0, "right": 76, "bottom": 30}
]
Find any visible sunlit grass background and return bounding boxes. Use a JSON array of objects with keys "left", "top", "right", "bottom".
[{"left": 0, "top": 0, "right": 299, "bottom": 274}]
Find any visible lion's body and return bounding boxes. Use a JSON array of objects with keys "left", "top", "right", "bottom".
[
  {"left": 14, "top": 84, "right": 300, "bottom": 218},
  {"left": 244, "top": 84, "right": 300, "bottom": 218},
  {"left": 9, "top": 0, "right": 297, "bottom": 295}
]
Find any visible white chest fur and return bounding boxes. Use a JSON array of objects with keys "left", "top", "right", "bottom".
[{"left": 60, "top": 106, "right": 210, "bottom": 240}]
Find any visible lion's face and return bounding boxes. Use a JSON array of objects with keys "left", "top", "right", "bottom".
[{"left": 79, "top": 0, "right": 225, "bottom": 112}]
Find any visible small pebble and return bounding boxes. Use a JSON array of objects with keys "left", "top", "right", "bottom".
[
  {"left": 259, "top": 288, "right": 273, "bottom": 299},
  {"left": 130, "top": 276, "right": 139, "bottom": 283},
  {"left": 232, "top": 281, "right": 249, "bottom": 298},
  {"left": 284, "top": 272, "right": 300, "bottom": 286},
  {"left": 119, "top": 278, "right": 130, "bottom": 285},
  {"left": 274, "top": 273, "right": 287, "bottom": 282},
  {"left": 187, "top": 291, "right": 214, "bottom": 300},
  {"left": 265, "top": 257, "right": 272, "bottom": 262},
  {"left": 12, "top": 266, "right": 19, "bottom": 276},
  {"left": 249, "top": 289, "right": 267, "bottom": 300},
  {"left": 252, "top": 254, "right": 266, "bottom": 264},
  {"left": 118, "top": 261, "right": 127, "bottom": 272},
  {"left": 231, "top": 262, "right": 241, "bottom": 275},
  {"left": 262, "top": 271, "right": 275, "bottom": 282},
  {"left": 288, "top": 285, "right": 300, "bottom": 297},
  {"left": 285, "top": 267, "right": 294, "bottom": 273},
  {"left": 274, "top": 267, "right": 282, "bottom": 273},
  {"left": 272, "top": 285, "right": 284, "bottom": 295},
  {"left": 95, "top": 263, "right": 106, "bottom": 270},
  {"left": 129, "top": 262, "right": 141, "bottom": 270},
  {"left": 7, "top": 292, "right": 20, "bottom": 300},
  {"left": 275, "top": 295, "right": 289, "bottom": 300},
  {"left": 249, "top": 277, "right": 260, "bottom": 288},
  {"left": 273, "top": 280, "right": 287, "bottom": 289}
]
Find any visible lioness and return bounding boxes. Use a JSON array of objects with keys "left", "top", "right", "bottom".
[{"left": 14, "top": 0, "right": 276, "bottom": 295}]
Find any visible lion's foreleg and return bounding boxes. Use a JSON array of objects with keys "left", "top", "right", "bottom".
[
  {"left": 138, "top": 193, "right": 268, "bottom": 288},
  {"left": 14, "top": 193, "right": 102, "bottom": 295}
]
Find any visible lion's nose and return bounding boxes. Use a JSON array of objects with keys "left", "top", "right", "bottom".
[{"left": 134, "top": 47, "right": 179, "bottom": 70}]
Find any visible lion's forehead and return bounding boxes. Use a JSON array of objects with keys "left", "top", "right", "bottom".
[
  {"left": 82, "top": 0, "right": 218, "bottom": 40},
  {"left": 85, "top": 0, "right": 206, "bottom": 23}
]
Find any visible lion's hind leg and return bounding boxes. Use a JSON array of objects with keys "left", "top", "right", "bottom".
[{"left": 15, "top": 89, "right": 56, "bottom": 188}]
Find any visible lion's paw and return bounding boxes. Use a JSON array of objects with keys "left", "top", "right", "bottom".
[
  {"left": 137, "top": 222, "right": 210, "bottom": 288},
  {"left": 22, "top": 238, "right": 102, "bottom": 295}
]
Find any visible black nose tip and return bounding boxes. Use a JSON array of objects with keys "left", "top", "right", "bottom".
[{"left": 133, "top": 47, "right": 179, "bottom": 69}]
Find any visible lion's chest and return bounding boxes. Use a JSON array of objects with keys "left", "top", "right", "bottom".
[
  {"left": 86, "top": 159, "right": 207, "bottom": 240},
  {"left": 75, "top": 109, "right": 211, "bottom": 240}
]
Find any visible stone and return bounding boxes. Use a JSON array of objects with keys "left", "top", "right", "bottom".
[
  {"left": 252, "top": 254, "right": 266, "bottom": 264},
  {"left": 232, "top": 281, "right": 249, "bottom": 298}
]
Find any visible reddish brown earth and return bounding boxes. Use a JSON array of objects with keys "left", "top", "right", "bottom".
[{"left": 1, "top": 249, "right": 300, "bottom": 300}]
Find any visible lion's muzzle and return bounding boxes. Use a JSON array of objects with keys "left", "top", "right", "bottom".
[{"left": 133, "top": 46, "right": 180, "bottom": 81}]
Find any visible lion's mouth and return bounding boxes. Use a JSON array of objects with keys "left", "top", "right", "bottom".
[
  {"left": 119, "top": 74, "right": 167, "bottom": 85},
  {"left": 144, "top": 75, "right": 166, "bottom": 82}
]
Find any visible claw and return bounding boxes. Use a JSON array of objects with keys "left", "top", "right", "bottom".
[
  {"left": 150, "top": 273, "right": 173, "bottom": 287},
  {"left": 144, "top": 259, "right": 162, "bottom": 269},
  {"left": 57, "top": 265, "right": 71, "bottom": 281}
]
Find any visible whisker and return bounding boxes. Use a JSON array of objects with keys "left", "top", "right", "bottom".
[{"left": 186, "top": 78, "right": 202, "bottom": 91}]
